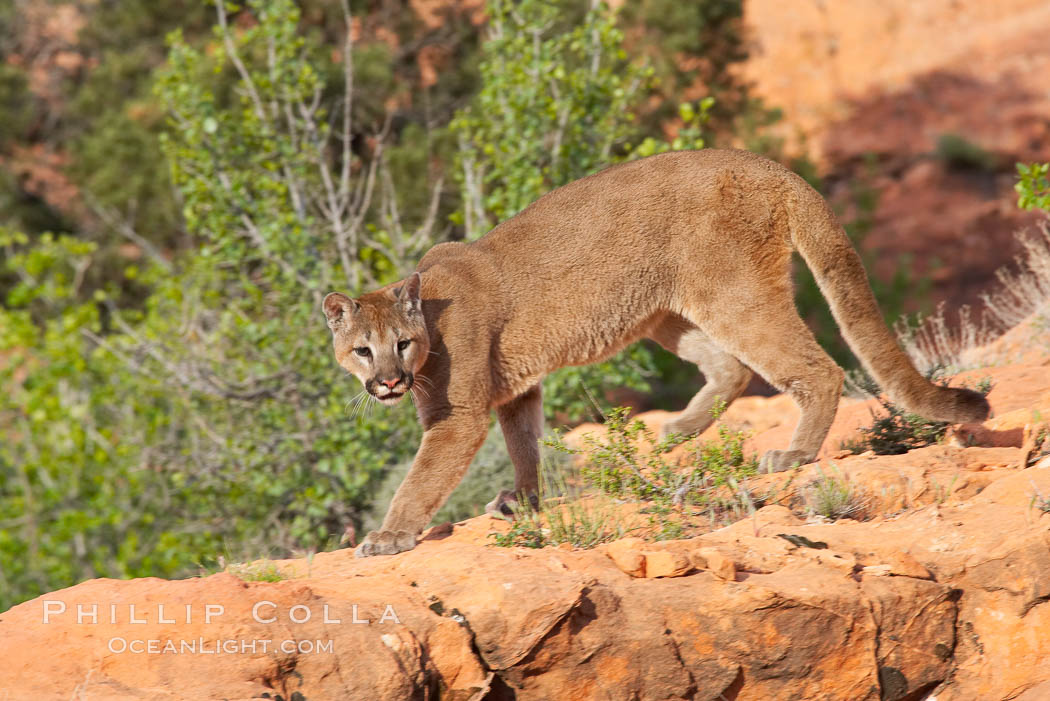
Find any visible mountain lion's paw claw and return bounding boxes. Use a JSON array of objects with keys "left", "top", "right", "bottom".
[
  {"left": 353, "top": 530, "right": 417, "bottom": 558},
  {"left": 759, "top": 449, "right": 814, "bottom": 473},
  {"left": 485, "top": 489, "right": 539, "bottom": 520}
]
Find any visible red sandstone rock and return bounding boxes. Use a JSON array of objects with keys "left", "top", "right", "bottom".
[
  {"left": 8, "top": 330, "right": 1050, "bottom": 699},
  {"left": 641, "top": 549, "right": 692, "bottom": 579},
  {"left": 605, "top": 537, "right": 647, "bottom": 577}
]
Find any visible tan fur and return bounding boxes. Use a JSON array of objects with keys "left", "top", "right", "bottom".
[{"left": 324, "top": 149, "right": 989, "bottom": 557}]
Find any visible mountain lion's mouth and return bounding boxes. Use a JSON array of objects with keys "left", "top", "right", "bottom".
[{"left": 367, "top": 374, "right": 414, "bottom": 404}]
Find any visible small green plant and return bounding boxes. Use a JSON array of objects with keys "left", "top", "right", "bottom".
[
  {"left": 935, "top": 133, "right": 996, "bottom": 171},
  {"left": 1029, "top": 482, "right": 1050, "bottom": 515},
  {"left": 488, "top": 458, "right": 628, "bottom": 550},
  {"left": 1017, "top": 162, "right": 1050, "bottom": 212},
  {"left": 227, "top": 560, "right": 286, "bottom": 583},
  {"left": 933, "top": 474, "right": 960, "bottom": 505},
  {"left": 546, "top": 401, "right": 757, "bottom": 506},
  {"left": 488, "top": 517, "right": 549, "bottom": 549},
  {"left": 537, "top": 401, "right": 760, "bottom": 538},
  {"left": 844, "top": 370, "right": 992, "bottom": 455},
  {"left": 692, "top": 400, "right": 761, "bottom": 486},
  {"left": 804, "top": 465, "right": 867, "bottom": 521},
  {"left": 637, "top": 501, "right": 687, "bottom": 542},
  {"left": 492, "top": 401, "right": 762, "bottom": 548}
]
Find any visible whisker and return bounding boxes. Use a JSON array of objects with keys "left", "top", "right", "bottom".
[
  {"left": 354, "top": 391, "right": 374, "bottom": 421},
  {"left": 413, "top": 376, "right": 435, "bottom": 399},
  {"left": 344, "top": 390, "right": 366, "bottom": 416}
]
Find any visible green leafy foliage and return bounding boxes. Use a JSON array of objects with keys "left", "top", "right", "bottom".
[
  {"left": 0, "top": 0, "right": 429, "bottom": 609},
  {"left": 521, "top": 401, "right": 766, "bottom": 542},
  {"left": 452, "top": 0, "right": 711, "bottom": 233},
  {"left": 546, "top": 402, "right": 756, "bottom": 504},
  {"left": 0, "top": 231, "right": 195, "bottom": 604},
  {"left": 1017, "top": 162, "right": 1050, "bottom": 212},
  {"left": 487, "top": 457, "right": 628, "bottom": 549}
]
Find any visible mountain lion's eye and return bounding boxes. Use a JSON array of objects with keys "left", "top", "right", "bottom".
[
  {"left": 353, "top": 347, "right": 371, "bottom": 358},
  {"left": 397, "top": 339, "right": 411, "bottom": 352}
]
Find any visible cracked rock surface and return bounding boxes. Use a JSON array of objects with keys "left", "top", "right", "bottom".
[{"left": 4, "top": 319, "right": 1050, "bottom": 699}]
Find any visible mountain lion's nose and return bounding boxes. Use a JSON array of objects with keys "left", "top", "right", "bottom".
[{"left": 380, "top": 377, "right": 401, "bottom": 389}]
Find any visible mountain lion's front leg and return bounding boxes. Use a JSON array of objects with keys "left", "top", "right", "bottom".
[{"left": 355, "top": 411, "right": 488, "bottom": 557}]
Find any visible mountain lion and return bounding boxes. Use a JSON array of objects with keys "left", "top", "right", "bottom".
[{"left": 323, "top": 149, "right": 989, "bottom": 557}]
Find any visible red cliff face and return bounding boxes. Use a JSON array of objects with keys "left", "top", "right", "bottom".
[{"left": 741, "top": 0, "right": 1050, "bottom": 315}]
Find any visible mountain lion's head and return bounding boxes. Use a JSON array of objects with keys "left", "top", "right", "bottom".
[{"left": 322, "top": 273, "right": 429, "bottom": 405}]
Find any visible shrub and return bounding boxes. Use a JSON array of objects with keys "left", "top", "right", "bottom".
[
  {"left": 494, "top": 401, "right": 764, "bottom": 549},
  {"left": 843, "top": 370, "right": 992, "bottom": 455},
  {"left": 534, "top": 401, "right": 759, "bottom": 540},
  {"left": 547, "top": 401, "right": 756, "bottom": 504},
  {"left": 804, "top": 464, "right": 867, "bottom": 521},
  {"left": 982, "top": 224, "right": 1050, "bottom": 329},
  {"left": 894, "top": 303, "right": 996, "bottom": 376},
  {"left": 936, "top": 133, "right": 996, "bottom": 171},
  {"left": 488, "top": 458, "right": 628, "bottom": 549}
]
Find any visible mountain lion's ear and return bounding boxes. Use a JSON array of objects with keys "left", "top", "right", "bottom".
[
  {"left": 323, "top": 292, "right": 359, "bottom": 329},
  {"left": 396, "top": 272, "right": 422, "bottom": 315}
]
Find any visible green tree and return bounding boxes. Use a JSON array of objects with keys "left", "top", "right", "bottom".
[
  {"left": 0, "top": 0, "right": 439, "bottom": 608},
  {"left": 618, "top": 0, "right": 779, "bottom": 146}
]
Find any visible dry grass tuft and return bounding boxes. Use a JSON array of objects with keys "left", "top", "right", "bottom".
[{"left": 896, "top": 222, "right": 1050, "bottom": 373}]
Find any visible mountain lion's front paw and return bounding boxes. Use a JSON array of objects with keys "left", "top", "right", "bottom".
[
  {"left": 485, "top": 489, "right": 539, "bottom": 519},
  {"left": 353, "top": 530, "right": 418, "bottom": 558},
  {"left": 759, "top": 449, "right": 814, "bottom": 473}
]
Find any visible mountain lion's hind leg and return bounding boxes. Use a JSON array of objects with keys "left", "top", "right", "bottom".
[
  {"left": 691, "top": 297, "right": 844, "bottom": 473},
  {"left": 487, "top": 384, "right": 543, "bottom": 518},
  {"left": 649, "top": 318, "right": 753, "bottom": 440}
]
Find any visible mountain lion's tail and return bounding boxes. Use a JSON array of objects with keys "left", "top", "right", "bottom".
[{"left": 786, "top": 180, "right": 989, "bottom": 424}]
